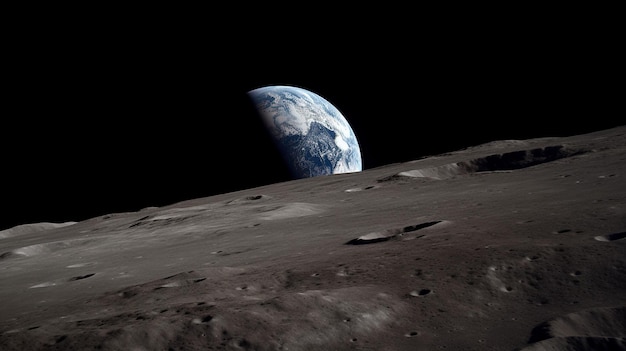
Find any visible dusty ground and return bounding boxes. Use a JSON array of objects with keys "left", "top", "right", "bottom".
[{"left": 1, "top": 126, "right": 625, "bottom": 350}]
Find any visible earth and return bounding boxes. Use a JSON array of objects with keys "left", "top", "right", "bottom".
[{"left": 248, "top": 85, "right": 362, "bottom": 179}]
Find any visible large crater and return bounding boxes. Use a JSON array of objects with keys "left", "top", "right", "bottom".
[{"left": 381, "top": 145, "right": 587, "bottom": 181}]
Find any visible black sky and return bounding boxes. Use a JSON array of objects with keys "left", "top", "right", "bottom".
[{"left": 1, "top": 10, "right": 622, "bottom": 231}]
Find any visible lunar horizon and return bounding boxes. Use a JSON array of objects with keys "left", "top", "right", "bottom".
[{"left": 1, "top": 125, "right": 624, "bottom": 350}]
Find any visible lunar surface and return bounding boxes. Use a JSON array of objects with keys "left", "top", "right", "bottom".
[{"left": 1, "top": 126, "right": 625, "bottom": 350}]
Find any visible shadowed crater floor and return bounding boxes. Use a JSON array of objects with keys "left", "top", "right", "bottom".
[
  {"left": 345, "top": 221, "right": 442, "bottom": 245},
  {"left": 381, "top": 145, "right": 588, "bottom": 181}
]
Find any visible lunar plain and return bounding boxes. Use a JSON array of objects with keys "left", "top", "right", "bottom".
[{"left": 1, "top": 126, "right": 625, "bottom": 351}]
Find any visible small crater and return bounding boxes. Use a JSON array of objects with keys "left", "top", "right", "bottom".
[
  {"left": 536, "top": 298, "right": 550, "bottom": 306},
  {"left": 55, "top": 335, "right": 68, "bottom": 344},
  {"left": 157, "top": 282, "right": 182, "bottom": 289},
  {"left": 66, "top": 262, "right": 96, "bottom": 268},
  {"left": 0, "top": 251, "right": 24, "bottom": 260},
  {"left": 410, "top": 289, "right": 432, "bottom": 297},
  {"left": 238, "top": 339, "right": 251, "bottom": 348},
  {"left": 29, "top": 282, "right": 57, "bottom": 289},
  {"left": 68, "top": 273, "right": 95, "bottom": 281},
  {"left": 345, "top": 185, "right": 379, "bottom": 192},
  {"left": 418, "top": 289, "right": 432, "bottom": 296},
  {"left": 345, "top": 221, "right": 441, "bottom": 245},
  {"left": 119, "top": 290, "right": 137, "bottom": 299},
  {"left": 405, "top": 331, "right": 419, "bottom": 337},
  {"left": 594, "top": 231, "right": 626, "bottom": 242},
  {"left": 192, "top": 315, "right": 214, "bottom": 325},
  {"left": 345, "top": 233, "right": 391, "bottom": 245}
]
